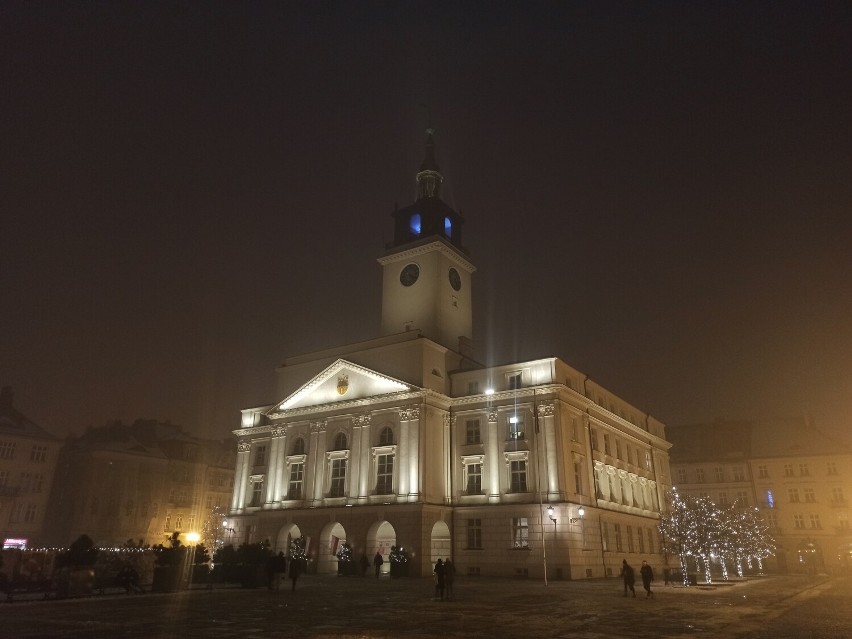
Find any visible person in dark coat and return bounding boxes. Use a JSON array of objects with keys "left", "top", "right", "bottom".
[
  {"left": 359, "top": 554, "right": 369, "bottom": 577},
  {"left": 620, "top": 559, "right": 636, "bottom": 597},
  {"left": 640, "top": 560, "right": 654, "bottom": 598},
  {"left": 433, "top": 558, "right": 446, "bottom": 601},
  {"left": 373, "top": 551, "right": 384, "bottom": 578},
  {"left": 443, "top": 558, "right": 455, "bottom": 600}
]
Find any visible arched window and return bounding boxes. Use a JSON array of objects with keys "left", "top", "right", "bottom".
[
  {"left": 379, "top": 427, "right": 394, "bottom": 446},
  {"left": 291, "top": 438, "right": 305, "bottom": 455},
  {"left": 410, "top": 213, "right": 422, "bottom": 235},
  {"left": 444, "top": 216, "right": 452, "bottom": 236},
  {"left": 334, "top": 432, "right": 348, "bottom": 450}
]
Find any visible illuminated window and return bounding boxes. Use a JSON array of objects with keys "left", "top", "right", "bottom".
[
  {"left": 444, "top": 216, "right": 452, "bottom": 236},
  {"left": 467, "top": 519, "right": 482, "bottom": 549},
  {"left": 376, "top": 454, "right": 393, "bottom": 495},
  {"left": 788, "top": 488, "right": 800, "bottom": 503},
  {"left": 175, "top": 514, "right": 184, "bottom": 530},
  {"left": 804, "top": 488, "right": 816, "bottom": 503},
  {"left": 465, "top": 419, "right": 481, "bottom": 444},
  {"left": 510, "top": 460, "right": 527, "bottom": 492},
  {"left": 410, "top": 213, "right": 421, "bottom": 235},
  {"left": 288, "top": 462, "right": 304, "bottom": 500},
  {"left": 508, "top": 416, "right": 524, "bottom": 441},
  {"left": 512, "top": 518, "right": 529, "bottom": 548},
  {"left": 758, "top": 465, "right": 769, "bottom": 478},
  {"left": 466, "top": 463, "right": 482, "bottom": 495},
  {"left": 329, "top": 459, "right": 346, "bottom": 497}
]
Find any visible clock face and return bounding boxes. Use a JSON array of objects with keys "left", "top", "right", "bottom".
[
  {"left": 400, "top": 263, "right": 420, "bottom": 287},
  {"left": 448, "top": 267, "right": 461, "bottom": 291}
]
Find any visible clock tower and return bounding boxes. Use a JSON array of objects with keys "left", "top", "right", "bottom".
[{"left": 378, "top": 130, "right": 475, "bottom": 357}]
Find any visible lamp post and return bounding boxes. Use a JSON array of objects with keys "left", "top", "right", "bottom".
[
  {"left": 570, "top": 506, "right": 586, "bottom": 549},
  {"left": 547, "top": 505, "right": 558, "bottom": 571},
  {"left": 185, "top": 532, "right": 200, "bottom": 587},
  {"left": 222, "top": 520, "right": 235, "bottom": 545}
]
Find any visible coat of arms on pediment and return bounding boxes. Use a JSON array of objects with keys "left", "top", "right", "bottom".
[{"left": 270, "top": 359, "right": 412, "bottom": 412}]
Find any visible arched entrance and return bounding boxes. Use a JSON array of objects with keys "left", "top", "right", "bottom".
[
  {"left": 276, "top": 523, "right": 303, "bottom": 556},
  {"left": 366, "top": 520, "right": 396, "bottom": 576},
  {"left": 430, "top": 520, "right": 451, "bottom": 564},
  {"left": 317, "top": 521, "right": 348, "bottom": 574}
]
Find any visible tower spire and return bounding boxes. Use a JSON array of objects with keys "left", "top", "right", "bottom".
[{"left": 416, "top": 128, "right": 442, "bottom": 200}]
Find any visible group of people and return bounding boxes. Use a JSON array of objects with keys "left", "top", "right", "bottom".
[
  {"left": 620, "top": 559, "right": 655, "bottom": 598},
  {"left": 266, "top": 552, "right": 305, "bottom": 591},
  {"left": 432, "top": 558, "right": 455, "bottom": 600}
]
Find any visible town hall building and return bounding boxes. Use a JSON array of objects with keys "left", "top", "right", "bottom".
[{"left": 227, "top": 131, "right": 673, "bottom": 579}]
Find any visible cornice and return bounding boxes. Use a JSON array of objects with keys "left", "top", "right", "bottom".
[{"left": 377, "top": 240, "right": 476, "bottom": 273}]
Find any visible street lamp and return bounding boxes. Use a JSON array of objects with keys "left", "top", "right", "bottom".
[
  {"left": 570, "top": 506, "right": 585, "bottom": 524},
  {"left": 222, "top": 520, "right": 235, "bottom": 544}
]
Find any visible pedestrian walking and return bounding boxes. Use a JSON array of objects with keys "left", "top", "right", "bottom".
[
  {"left": 444, "top": 558, "right": 455, "bottom": 600},
  {"left": 433, "top": 558, "right": 445, "bottom": 601},
  {"left": 640, "top": 560, "right": 654, "bottom": 598},
  {"left": 620, "top": 559, "right": 636, "bottom": 597},
  {"left": 373, "top": 551, "right": 384, "bottom": 578}
]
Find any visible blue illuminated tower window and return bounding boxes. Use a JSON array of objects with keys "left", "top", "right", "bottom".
[
  {"left": 444, "top": 216, "right": 452, "bottom": 236},
  {"left": 410, "top": 213, "right": 421, "bottom": 235}
]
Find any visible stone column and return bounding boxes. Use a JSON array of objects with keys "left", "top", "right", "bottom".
[
  {"left": 401, "top": 406, "right": 420, "bottom": 499},
  {"left": 308, "top": 420, "right": 327, "bottom": 506},
  {"left": 233, "top": 440, "right": 251, "bottom": 511},
  {"left": 266, "top": 426, "right": 287, "bottom": 504},
  {"left": 487, "top": 409, "right": 500, "bottom": 503},
  {"left": 537, "top": 402, "right": 559, "bottom": 500}
]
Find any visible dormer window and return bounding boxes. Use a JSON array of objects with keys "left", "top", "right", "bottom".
[{"left": 410, "top": 213, "right": 421, "bottom": 235}]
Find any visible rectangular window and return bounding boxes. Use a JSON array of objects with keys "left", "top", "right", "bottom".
[
  {"left": 465, "top": 419, "right": 481, "bottom": 445},
  {"left": 254, "top": 445, "right": 267, "bottom": 466},
  {"left": 376, "top": 454, "right": 393, "bottom": 495},
  {"left": 601, "top": 521, "right": 609, "bottom": 552},
  {"left": 714, "top": 467, "right": 724, "bottom": 482},
  {"left": 827, "top": 462, "right": 838, "bottom": 475},
  {"left": 789, "top": 488, "right": 800, "bottom": 503},
  {"left": 0, "top": 441, "right": 16, "bottom": 459},
  {"left": 758, "top": 465, "right": 769, "bottom": 479},
  {"left": 626, "top": 525, "right": 634, "bottom": 552},
  {"left": 573, "top": 458, "right": 583, "bottom": 495},
  {"left": 603, "top": 434, "right": 611, "bottom": 456},
  {"left": 508, "top": 373, "right": 522, "bottom": 390},
  {"left": 467, "top": 381, "right": 480, "bottom": 395},
  {"left": 804, "top": 488, "right": 816, "bottom": 503},
  {"left": 614, "top": 523, "right": 623, "bottom": 552},
  {"left": 637, "top": 527, "right": 645, "bottom": 553},
  {"left": 794, "top": 514, "right": 804, "bottom": 529},
  {"left": 250, "top": 480, "right": 263, "bottom": 506},
  {"left": 647, "top": 528, "right": 655, "bottom": 554},
  {"left": 615, "top": 440, "right": 622, "bottom": 460},
  {"left": 24, "top": 504, "right": 37, "bottom": 523},
  {"left": 832, "top": 487, "right": 845, "bottom": 504},
  {"left": 330, "top": 459, "right": 346, "bottom": 497},
  {"left": 571, "top": 418, "right": 579, "bottom": 442},
  {"left": 677, "top": 468, "right": 687, "bottom": 484},
  {"left": 696, "top": 468, "right": 705, "bottom": 483},
  {"left": 512, "top": 518, "right": 529, "bottom": 548},
  {"left": 590, "top": 428, "right": 599, "bottom": 452},
  {"left": 508, "top": 416, "right": 524, "bottom": 441},
  {"left": 467, "top": 519, "right": 482, "bottom": 549},
  {"left": 466, "top": 463, "right": 482, "bottom": 495},
  {"left": 0, "top": 470, "right": 7, "bottom": 487},
  {"left": 719, "top": 492, "right": 729, "bottom": 506},
  {"left": 810, "top": 514, "right": 821, "bottom": 529},
  {"left": 645, "top": 451, "right": 652, "bottom": 471},
  {"left": 175, "top": 514, "right": 184, "bottom": 530},
  {"left": 732, "top": 466, "right": 745, "bottom": 481},
  {"left": 30, "top": 445, "right": 48, "bottom": 462},
  {"left": 288, "top": 463, "right": 304, "bottom": 500},
  {"left": 510, "top": 460, "right": 527, "bottom": 492},
  {"left": 839, "top": 515, "right": 850, "bottom": 530},
  {"left": 799, "top": 463, "right": 810, "bottom": 477},
  {"left": 736, "top": 491, "right": 749, "bottom": 506},
  {"left": 784, "top": 464, "right": 794, "bottom": 477}
]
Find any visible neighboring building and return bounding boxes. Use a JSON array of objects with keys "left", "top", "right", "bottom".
[
  {"left": 226, "top": 131, "right": 673, "bottom": 579},
  {"left": 668, "top": 418, "right": 852, "bottom": 573},
  {"left": 43, "top": 420, "right": 235, "bottom": 548},
  {"left": 0, "top": 387, "right": 61, "bottom": 548}
]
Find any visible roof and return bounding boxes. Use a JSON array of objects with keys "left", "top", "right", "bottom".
[{"left": 0, "top": 386, "right": 60, "bottom": 441}]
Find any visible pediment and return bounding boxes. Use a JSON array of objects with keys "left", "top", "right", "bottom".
[{"left": 271, "top": 359, "right": 412, "bottom": 411}]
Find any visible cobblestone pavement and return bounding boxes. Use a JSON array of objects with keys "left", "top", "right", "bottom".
[{"left": 1, "top": 574, "right": 849, "bottom": 639}]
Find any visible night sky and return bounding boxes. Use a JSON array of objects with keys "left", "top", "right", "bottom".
[{"left": 3, "top": 2, "right": 851, "bottom": 440}]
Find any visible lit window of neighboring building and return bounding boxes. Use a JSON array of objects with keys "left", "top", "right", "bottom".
[
  {"left": 508, "top": 416, "right": 524, "bottom": 441},
  {"left": 714, "top": 467, "right": 724, "bottom": 482},
  {"left": 766, "top": 489, "right": 775, "bottom": 508},
  {"left": 0, "top": 441, "right": 16, "bottom": 459},
  {"left": 736, "top": 491, "right": 749, "bottom": 506},
  {"left": 758, "top": 465, "right": 769, "bottom": 479},
  {"left": 719, "top": 492, "right": 729, "bottom": 506},
  {"left": 804, "top": 488, "right": 816, "bottom": 503},
  {"left": 832, "top": 487, "right": 845, "bottom": 503},
  {"left": 827, "top": 461, "right": 838, "bottom": 476},
  {"left": 696, "top": 468, "right": 705, "bottom": 483},
  {"left": 512, "top": 518, "right": 529, "bottom": 549},
  {"left": 809, "top": 514, "right": 821, "bottom": 529},
  {"left": 799, "top": 463, "right": 810, "bottom": 477},
  {"left": 789, "top": 488, "right": 800, "bottom": 503},
  {"left": 784, "top": 464, "right": 794, "bottom": 477},
  {"left": 732, "top": 466, "right": 745, "bottom": 481},
  {"left": 410, "top": 213, "right": 421, "bottom": 235},
  {"left": 793, "top": 514, "right": 804, "bottom": 529},
  {"left": 677, "top": 468, "right": 687, "bottom": 484}
]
